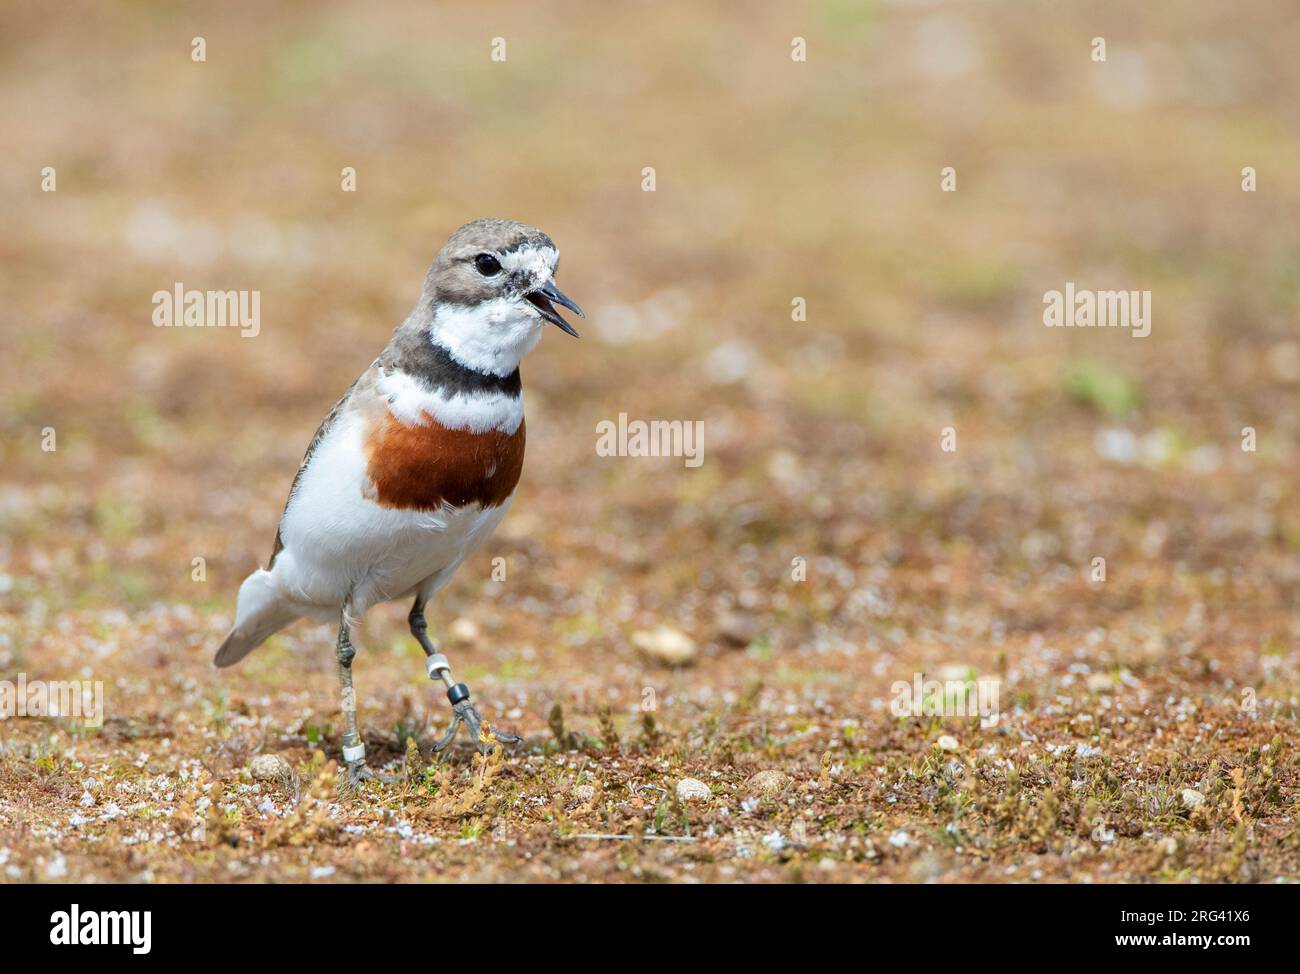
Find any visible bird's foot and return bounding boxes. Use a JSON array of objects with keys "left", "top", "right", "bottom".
[
  {"left": 337, "top": 758, "right": 376, "bottom": 796},
  {"left": 424, "top": 655, "right": 522, "bottom": 755},
  {"left": 337, "top": 743, "right": 398, "bottom": 792},
  {"left": 345, "top": 760, "right": 374, "bottom": 784},
  {"left": 431, "top": 696, "right": 522, "bottom": 755},
  {"left": 339, "top": 759, "right": 403, "bottom": 792}
]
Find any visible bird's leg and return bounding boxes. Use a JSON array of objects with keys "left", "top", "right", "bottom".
[
  {"left": 335, "top": 611, "right": 375, "bottom": 787},
  {"left": 409, "top": 599, "right": 522, "bottom": 754}
]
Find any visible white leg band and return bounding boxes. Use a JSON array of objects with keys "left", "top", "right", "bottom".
[
  {"left": 425, "top": 653, "right": 451, "bottom": 680},
  {"left": 342, "top": 743, "right": 366, "bottom": 764}
]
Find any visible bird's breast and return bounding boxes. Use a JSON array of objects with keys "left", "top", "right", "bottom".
[{"left": 363, "top": 409, "right": 525, "bottom": 511}]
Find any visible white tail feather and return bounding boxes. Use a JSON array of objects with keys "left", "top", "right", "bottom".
[{"left": 214, "top": 569, "right": 299, "bottom": 667}]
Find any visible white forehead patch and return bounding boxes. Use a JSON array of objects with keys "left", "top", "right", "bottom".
[{"left": 500, "top": 245, "right": 558, "bottom": 280}]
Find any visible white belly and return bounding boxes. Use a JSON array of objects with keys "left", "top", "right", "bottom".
[{"left": 268, "top": 412, "right": 512, "bottom": 616}]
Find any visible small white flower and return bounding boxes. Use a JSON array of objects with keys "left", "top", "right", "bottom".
[{"left": 762, "top": 831, "right": 786, "bottom": 851}]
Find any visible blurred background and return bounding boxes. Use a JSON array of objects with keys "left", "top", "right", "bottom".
[{"left": 2, "top": 1, "right": 1298, "bottom": 881}]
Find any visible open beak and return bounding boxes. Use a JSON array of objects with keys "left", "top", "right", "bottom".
[{"left": 526, "top": 280, "right": 584, "bottom": 337}]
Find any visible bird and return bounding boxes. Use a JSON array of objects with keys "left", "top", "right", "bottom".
[{"left": 214, "top": 218, "right": 583, "bottom": 784}]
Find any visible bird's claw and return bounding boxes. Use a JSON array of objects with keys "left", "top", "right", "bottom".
[
  {"left": 431, "top": 699, "right": 521, "bottom": 754},
  {"left": 340, "top": 759, "right": 376, "bottom": 792},
  {"left": 339, "top": 757, "right": 400, "bottom": 791}
]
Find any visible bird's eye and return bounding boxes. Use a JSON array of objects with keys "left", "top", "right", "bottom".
[{"left": 474, "top": 253, "right": 502, "bottom": 276}]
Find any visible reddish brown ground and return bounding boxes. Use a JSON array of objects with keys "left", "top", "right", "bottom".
[{"left": 1, "top": 1, "right": 1298, "bottom": 882}]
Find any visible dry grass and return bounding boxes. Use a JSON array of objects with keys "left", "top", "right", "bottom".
[{"left": 1, "top": 0, "right": 1299, "bottom": 882}]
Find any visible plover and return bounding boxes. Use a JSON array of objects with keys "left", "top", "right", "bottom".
[{"left": 215, "top": 218, "right": 582, "bottom": 783}]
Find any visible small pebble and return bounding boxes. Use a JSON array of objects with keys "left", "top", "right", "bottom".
[
  {"left": 250, "top": 753, "right": 291, "bottom": 783},
  {"left": 936, "top": 734, "right": 960, "bottom": 752},
  {"left": 449, "top": 617, "right": 480, "bottom": 643},
  {"left": 747, "top": 770, "right": 792, "bottom": 795},
  {"left": 632, "top": 626, "right": 696, "bottom": 665},
  {"left": 790, "top": 818, "right": 809, "bottom": 846},
  {"left": 676, "top": 778, "right": 711, "bottom": 802},
  {"left": 1180, "top": 788, "right": 1205, "bottom": 809}
]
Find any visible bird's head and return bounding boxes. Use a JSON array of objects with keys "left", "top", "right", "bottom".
[{"left": 421, "top": 218, "right": 583, "bottom": 376}]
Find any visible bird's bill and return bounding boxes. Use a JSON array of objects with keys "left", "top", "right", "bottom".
[{"left": 526, "top": 281, "right": 583, "bottom": 337}]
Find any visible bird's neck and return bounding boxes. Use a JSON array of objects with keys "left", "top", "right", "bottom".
[
  {"left": 384, "top": 321, "right": 521, "bottom": 400},
  {"left": 425, "top": 300, "right": 543, "bottom": 378}
]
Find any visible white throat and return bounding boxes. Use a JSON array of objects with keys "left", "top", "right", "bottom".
[{"left": 428, "top": 297, "right": 544, "bottom": 377}]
